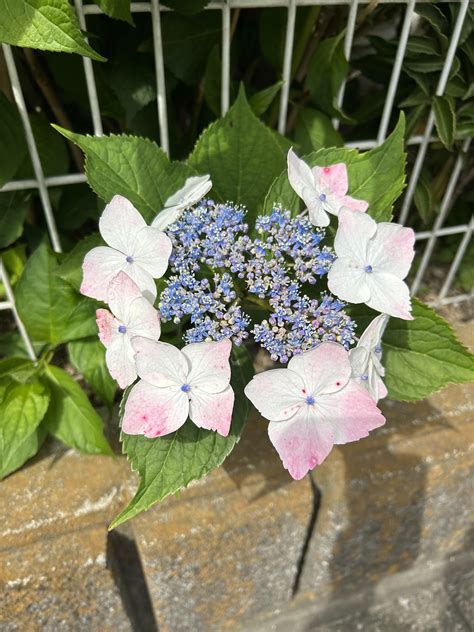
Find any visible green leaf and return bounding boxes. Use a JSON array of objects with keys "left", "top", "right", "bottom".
[
  {"left": 351, "top": 299, "right": 474, "bottom": 402},
  {"left": 249, "top": 82, "right": 283, "bottom": 117},
  {"left": 0, "top": 92, "right": 27, "bottom": 188},
  {"left": 15, "top": 243, "right": 97, "bottom": 345},
  {"left": 16, "top": 115, "right": 69, "bottom": 179},
  {"left": 95, "top": 0, "right": 133, "bottom": 24},
  {"left": 53, "top": 126, "right": 196, "bottom": 223},
  {"left": 56, "top": 183, "right": 101, "bottom": 232},
  {"left": 0, "top": 357, "right": 39, "bottom": 383},
  {"left": 264, "top": 112, "right": 406, "bottom": 222},
  {"left": 162, "top": 11, "right": 220, "bottom": 84},
  {"left": 68, "top": 337, "right": 117, "bottom": 406},
  {"left": 0, "top": 192, "right": 31, "bottom": 249},
  {"left": 0, "top": 380, "right": 50, "bottom": 478},
  {"left": 188, "top": 87, "right": 286, "bottom": 222},
  {"left": 0, "top": 0, "right": 106, "bottom": 61},
  {"left": 294, "top": 108, "right": 344, "bottom": 154},
  {"left": 203, "top": 44, "right": 222, "bottom": 116},
  {"left": 110, "top": 345, "right": 254, "bottom": 528},
  {"left": 414, "top": 170, "right": 434, "bottom": 223},
  {"left": 57, "top": 233, "right": 104, "bottom": 291},
  {"left": 107, "top": 58, "right": 156, "bottom": 124},
  {"left": 433, "top": 95, "right": 456, "bottom": 150},
  {"left": 306, "top": 33, "right": 349, "bottom": 120},
  {"left": 42, "top": 364, "right": 113, "bottom": 455}
]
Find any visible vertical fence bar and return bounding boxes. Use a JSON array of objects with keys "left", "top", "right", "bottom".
[
  {"left": 0, "top": 260, "right": 36, "bottom": 361},
  {"left": 333, "top": 0, "right": 359, "bottom": 131},
  {"left": 376, "top": 0, "right": 415, "bottom": 143},
  {"left": 151, "top": 0, "right": 170, "bottom": 155},
  {"left": 411, "top": 137, "right": 471, "bottom": 295},
  {"left": 436, "top": 217, "right": 473, "bottom": 303},
  {"left": 2, "top": 45, "right": 62, "bottom": 253},
  {"left": 399, "top": 0, "right": 469, "bottom": 224},
  {"left": 73, "top": 0, "right": 103, "bottom": 135},
  {"left": 221, "top": 0, "right": 231, "bottom": 115},
  {"left": 278, "top": 0, "right": 297, "bottom": 135}
]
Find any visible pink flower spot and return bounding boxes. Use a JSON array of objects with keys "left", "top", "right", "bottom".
[
  {"left": 323, "top": 167, "right": 330, "bottom": 173},
  {"left": 309, "top": 456, "right": 318, "bottom": 467},
  {"left": 336, "top": 381, "right": 341, "bottom": 386}
]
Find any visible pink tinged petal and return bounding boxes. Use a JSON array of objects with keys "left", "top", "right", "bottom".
[
  {"left": 340, "top": 195, "right": 369, "bottom": 212},
  {"left": 81, "top": 246, "right": 126, "bottom": 301},
  {"left": 99, "top": 195, "right": 146, "bottom": 254},
  {"left": 287, "top": 148, "right": 316, "bottom": 199},
  {"left": 182, "top": 338, "right": 231, "bottom": 393},
  {"left": 105, "top": 334, "right": 137, "bottom": 389},
  {"left": 316, "top": 379, "right": 385, "bottom": 444},
  {"left": 367, "top": 223, "right": 415, "bottom": 279},
  {"left": 288, "top": 342, "right": 352, "bottom": 396},
  {"left": 335, "top": 208, "right": 376, "bottom": 265},
  {"left": 244, "top": 368, "right": 305, "bottom": 422},
  {"left": 107, "top": 271, "right": 142, "bottom": 321},
  {"left": 133, "top": 226, "right": 172, "bottom": 278},
  {"left": 122, "top": 380, "right": 189, "bottom": 438},
  {"left": 132, "top": 338, "right": 188, "bottom": 388},
  {"left": 96, "top": 309, "right": 115, "bottom": 348},
  {"left": 327, "top": 258, "right": 371, "bottom": 304},
  {"left": 313, "top": 163, "right": 349, "bottom": 197},
  {"left": 189, "top": 385, "right": 235, "bottom": 437},
  {"left": 268, "top": 406, "right": 335, "bottom": 480},
  {"left": 127, "top": 296, "right": 161, "bottom": 340},
  {"left": 365, "top": 273, "right": 413, "bottom": 320}
]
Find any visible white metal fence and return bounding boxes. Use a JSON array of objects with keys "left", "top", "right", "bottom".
[{"left": 0, "top": 0, "right": 472, "bottom": 361}]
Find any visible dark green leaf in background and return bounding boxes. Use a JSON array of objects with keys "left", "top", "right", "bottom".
[
  {"left": 110, "top": 344, "right": 254, "bottom": 528},
  {"left": 414, "top": 170, "right": 434, "bottom": 223},
  {"left": 57, "top": 233, "right": 104, "bottom": 291},
  {"left": 0, "top": 92, "right": 27, "bottom": 188},
  {"left": 433, "top": 95, "right": 456, "bottom": 150},
  {"left": 0, "top": 0, "right": 106, "bottom": 61},
  {"left": 15, "top": 115, "right": 70, "bottom": 179},
  {"left": 42, "top": 364, "right": 113, "bottom": 455},
  {"left": 0, "top": 192, "right": 31, "bottom": 249},
  {"left": 249, "top": 82, "right": 283, "bottom": 117},
  {"left": 95, "top": 0, "right": 133, "bottom": 24},
  {"left": 15, "top": 243, "right": 97, "bottom": 345},
  {"left": 68, "top": 337, "right": 117, "bottom": 406},
  {"left": 294, "top": 108, "right": 344, "bottom": 154},
  {"left": 0, "top": 380, "right": 50, "bottom": 478}
]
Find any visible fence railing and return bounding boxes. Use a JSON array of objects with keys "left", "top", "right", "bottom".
[{"left": 0, "top": 0, "right": 472, "bottom": 361}]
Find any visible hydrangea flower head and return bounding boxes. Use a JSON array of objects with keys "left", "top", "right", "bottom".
[
  {"left": 287, "top": 149, "right": 369, "bottom": 227},
  {"left": 122, "top": 337, "right": 234, "bottom": 438},
  {"left": 96, "top": 272, "right": 161, "bottom": 388},
  {"left": 328, "top": 208, "right": 415, "bottom": 319},
  {"left": 245, "top": 342, "right": 385, "bottom": 479},
  {"left": 81, "top": 195, "right": 172, "bottom": 302}
]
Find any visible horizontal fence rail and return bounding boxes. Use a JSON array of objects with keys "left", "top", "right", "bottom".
[{"left": 0, "top": 0, "right": 472, "bottom": 359}]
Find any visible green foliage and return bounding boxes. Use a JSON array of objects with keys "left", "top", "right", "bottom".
[
  {"left": 95, "top": 0, "right": 133, "bottom": 24},
  {"left": 306, "top": 33, "right": 349, "bottom": 120},
  {"left": 352, "top": 300, "right": 474, "bottom": 401},
  {"left": 0, "top": 380, "right": 50, "bottom": 478},
  {"left": 110, "top": 345, "right": 253, "bottom": 528},
  {"left": 0, "top": 192, "right": 31, "bottom": 249},
  {"left": 57, "top": 233, "right": 104, "bottom": 291},
  {"left": 0, "top": 0, "right": 105, "bottom": 61},
  {"left": 264, "top": 113, "right": 406, "bottom": 221},
  {"left": 15, "top": 243, "right": 97, "bottom": 345},
  {"left": 188, "top": 87, "right": 286, "bottom": 221},
  {"left": 433, "top": 96, "right": 456, "bottom": 150},
  {"left": 16, "top": 115, "right": 70, "bottom": 179},
  {"left": 294, "top": 108, "right": 343, "bottom": 154},
  {"left": 54, "top": 127, "right": 195, "bottom": 223},
  {"left": 249, "top": 82, "right": 283, "bottom": 117},
  {"left": 68, "top": 337, "right": 117, "bottom": 406},
  {"left": 42, "top": 364, "right": 113, "bottom": 455},
  {"left": 0, "top": 92, "right": 27, "bottom": 188}
]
